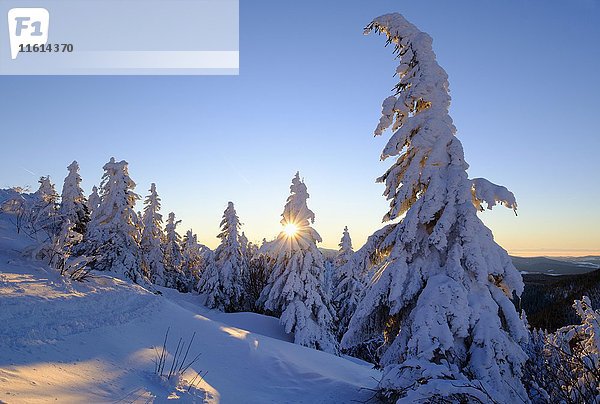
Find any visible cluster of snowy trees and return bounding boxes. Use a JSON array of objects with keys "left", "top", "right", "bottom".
[
  {"left": 0, "top": 158, "right": 345, "bottom": 352},
  {"left": 1, "top": 159, "right": 211, "bottom": 288},
  {"left": 3, "top": 11, "right": 600, "bottom": 403}
]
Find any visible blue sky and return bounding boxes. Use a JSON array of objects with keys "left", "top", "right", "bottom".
[{"left": 1, "top": 0, "right": 599, "bottom": 255}]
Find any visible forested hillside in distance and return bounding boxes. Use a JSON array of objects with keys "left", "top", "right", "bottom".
[{"left": 521, "top": 269, "right": 600, "bottom": 331}]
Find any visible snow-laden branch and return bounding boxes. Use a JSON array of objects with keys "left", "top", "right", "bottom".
[{"left": 470, "top": 177, "right": 517, "bottom": 214}]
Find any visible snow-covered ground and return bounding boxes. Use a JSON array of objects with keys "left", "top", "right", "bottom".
[{"left": 0, "top": 215, "right": 380, "bottom": 403}]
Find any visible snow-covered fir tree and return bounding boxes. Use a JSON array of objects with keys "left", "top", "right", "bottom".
[
  {"left": 240, "top": 231, "right": 260, "bottom": 265},
  {"left": 334, "top": 226, "right": 353, "bottom": 268},
  {"left": 239, "top": 231, "right": 249, "bottom": 259},
  {"left": 163, "top": 212, "right": 187, "bottom": 291},
  {"left": 332, "top": 227, "right": 363, "bottom": 341},
  {"left": 342, "top": 13, "right": 528, "bottom": 402},
  {"left": 247, "top": 241, "right": 259, "bottom": 263},
  {"left": 53, "top": 219, "right": 83, "bottom": 271},
  {"left": 140, "top": 183, "right": 166, "bottom": 285},
  {"left": 331, "top": 224, "right": 397, "bottom": 361},
  {"left": 260, "top": 173, "right": 337, "bottom": 354},
  {"left": 332, "top": 262, "right": 367, "bottom": 344},
  {"left": 88, "top": 186, "right": 100, "bottom": 213},
  {"left": 198, "top": 202, "right": 246, "bottom": 312},
  {"left": 84, "top": 158, "right": 144, "bottom": 283},
  {"left": 59, "top": 161, "right": 89, "bottom": 235},
  {"left": 30, "top": 176, "right": 60, "bottom": 236},
  {"left": 181, "top": 229, "right": 204, "bottom": 292}
]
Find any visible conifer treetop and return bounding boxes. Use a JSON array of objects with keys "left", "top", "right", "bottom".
[
  {"left": 60, "top": 160, "right": 89, "bottom": 234},
  {"left": 61, "top": 161, "right": 84, "bottom": 201},
  {"left": 366, "top": 13, "right": 466, "bottom": 223},
  {"left": 88, "top": 186, "right": 100, "bottom": 212},
  {"left": 92, "top": 157, "right": 140, "bottom": 227},
  {"left": 218, "top": 202, "right": 241, "bottom": 243},
  {"left": 35, "top": 176, "right": 58, "bottom": 201},
  {"left": 141, "top": 183, "right": 164, "bottom": 241},
  {"left": 338, "top": 226, "right": 353, "bottom": 252},
  {"left": 276, "top": 172, "right": 322, "bottom": 253}
]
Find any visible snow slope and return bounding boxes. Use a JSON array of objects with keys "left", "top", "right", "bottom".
[{"left": 0, "top": 215, "right": 380, "bottom": 403}]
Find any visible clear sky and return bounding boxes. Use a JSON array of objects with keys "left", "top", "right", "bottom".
[{"left": 1, "top": 0, "right": 599, "bottom": 256}]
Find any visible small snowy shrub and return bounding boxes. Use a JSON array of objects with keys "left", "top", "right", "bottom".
[
  {"left": 0, "top": 187, "right": 31, "bottom": 234},
  {"left": 524, "top": 296, "right": 600, "bottom": 403},
  {"left": 5, "top": 177, "right": 61, "bottom": 240}
]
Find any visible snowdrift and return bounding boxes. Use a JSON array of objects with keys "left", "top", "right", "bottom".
[{"left": 0, "top": 214, "right": 379, "bottom": 403}]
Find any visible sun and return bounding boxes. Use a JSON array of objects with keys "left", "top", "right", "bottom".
[{"left": 283, "top": 223, "right": 298, "bottom": 238}]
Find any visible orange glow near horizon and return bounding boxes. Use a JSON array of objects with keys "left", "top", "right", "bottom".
[{"left": 508, "top": 250, "right": 600, "bottom": 258}]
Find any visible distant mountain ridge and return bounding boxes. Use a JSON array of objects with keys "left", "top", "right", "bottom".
[
  {"left": 520, "top": 269, "right": 600, "bottom": 331},
  {"left": 319, "top": 248, "right": 338, "bottom": 261},
  {"left": 511, "top": 256, "right": 598, "bottom": 276},
  {"left": 319, "top": 247, "right": 599, "bottom": 276}
]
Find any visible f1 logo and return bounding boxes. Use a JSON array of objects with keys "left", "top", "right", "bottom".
[{"left": 7, "top": 8, "right": 49, "bottom": 60}]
